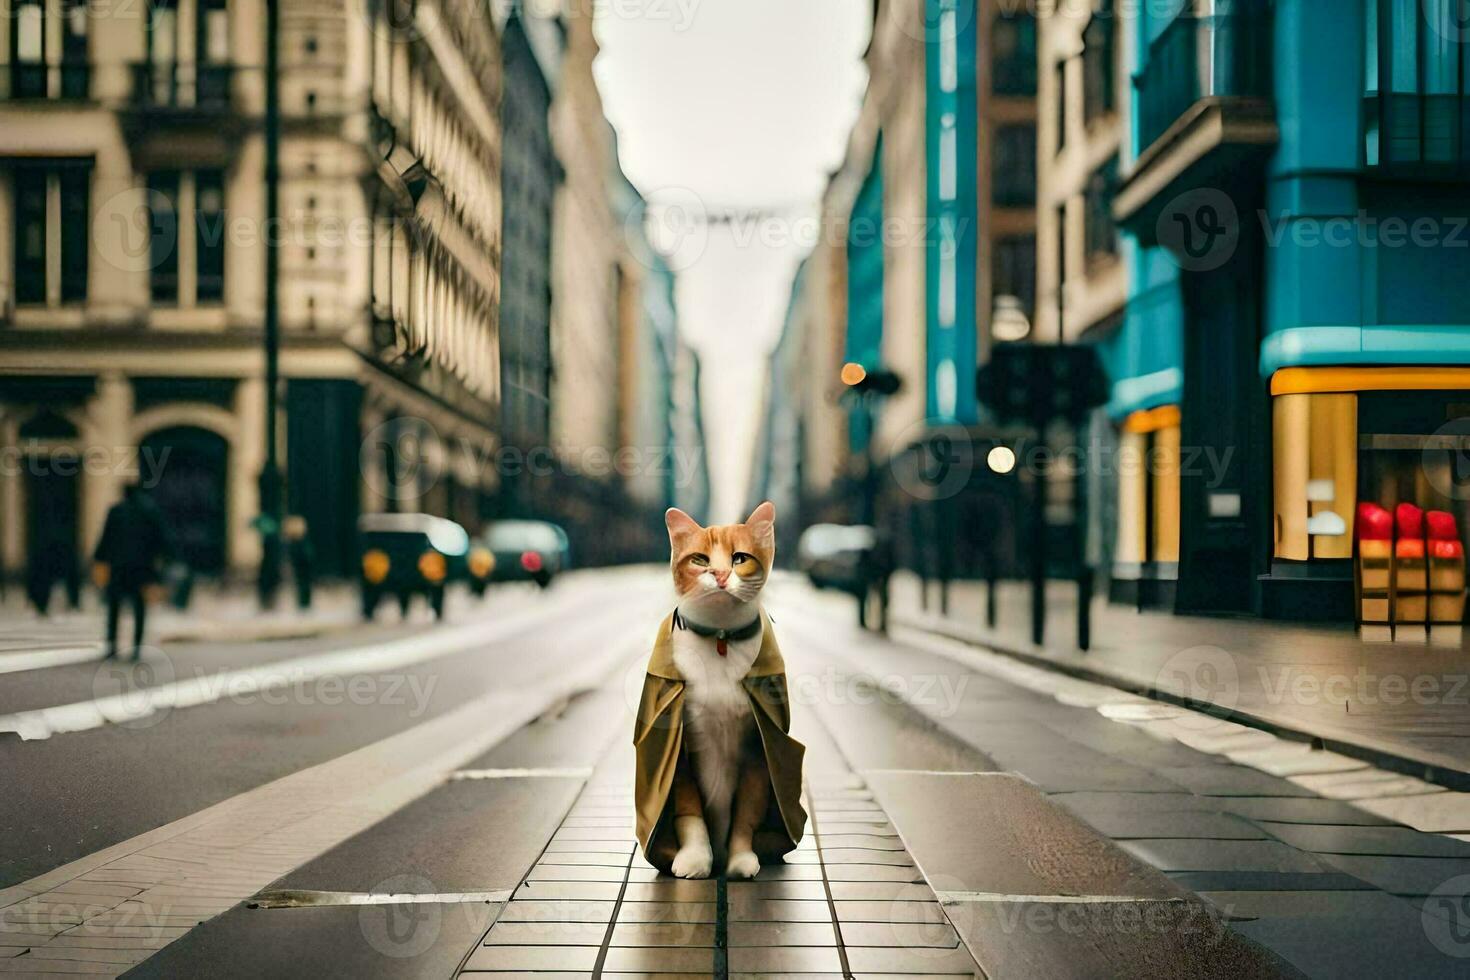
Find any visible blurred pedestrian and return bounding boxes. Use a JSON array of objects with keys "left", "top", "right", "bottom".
[
  {"left": 93, "top": 483, "right": 172, "bottom": 660},
  {"left": 284, "top": 515, "right": 315, "bottom": 610},
  {"left": 856, "top": 530, "right": 894, "bottom": 633}
]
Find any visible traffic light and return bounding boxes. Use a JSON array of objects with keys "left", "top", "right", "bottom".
[
  {"left": 976, "top": 343, "right": 1108, "bottom": 426},
  {"left": 843, "top": 364, "right": 904, "bottom": 397}
]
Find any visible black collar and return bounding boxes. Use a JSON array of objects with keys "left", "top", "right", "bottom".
[{"left": 672, "top": 608, "right": 763, "bottom": 642}]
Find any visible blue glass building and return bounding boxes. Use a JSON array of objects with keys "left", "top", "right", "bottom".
[{"left": 1108, "top": 0, "right": 1470, "bottom": 620}]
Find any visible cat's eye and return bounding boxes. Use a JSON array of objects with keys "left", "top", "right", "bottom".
[
  {"left": 733, "top": 552, "right": 753, "bottom": 565},
  {"left": 689, "top": 554, "right": 710, "bottom": 567}
]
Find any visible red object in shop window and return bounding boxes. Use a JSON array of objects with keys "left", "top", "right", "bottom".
[
  {"left": 1357, "top": 503, "right": 1392, "bottom": 541},
  {"left": 1427, "top": 510, "right": 1459, "bottom": 541},
  {"left": 1396, "top": 503, "right": 1425, "bottom": 539},
  {"left": 1431, "top": 539, "right": 1465, "bottom": 559}
]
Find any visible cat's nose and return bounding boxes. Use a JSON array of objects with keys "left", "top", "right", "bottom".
[{"left": 713, "top": 570, "right": 730, "bottom": 588}]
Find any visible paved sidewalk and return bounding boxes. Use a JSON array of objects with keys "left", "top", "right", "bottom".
[
  {"left": 890, "top": 572, "right": 1470, "bottom": 786},
  {"left": 461, "top": 723, "right": 981, "bottom": 976},
  {"left": 0, "top": 584, "right": 360, "bottom": 672}
]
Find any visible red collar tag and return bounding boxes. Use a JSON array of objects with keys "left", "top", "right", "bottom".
[{"left": 716, "top": 638, "right": 728, "bottom": 657}]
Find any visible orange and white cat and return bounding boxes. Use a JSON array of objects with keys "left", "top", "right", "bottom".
[{"left": 665, "top": 502, "right": 778, "bottom": 879}]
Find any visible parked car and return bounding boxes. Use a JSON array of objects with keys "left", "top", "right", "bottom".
[
  {"left": 357, "top": 513, "right": 493, "bottom": 619},
  {"left": 481, "top": 520, "right": 569, "bottom": 588},
  {"left": 798, "top": 523, "right": 893, "bottom": 630}
]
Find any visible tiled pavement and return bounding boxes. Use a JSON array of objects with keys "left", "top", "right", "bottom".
[{"left": 461, "top": 741, "right": 983, "bottom": 977}]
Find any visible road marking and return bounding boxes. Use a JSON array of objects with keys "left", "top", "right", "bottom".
[
  {"left": 0, "top": 645, "right": 105, "bottom": 675},
  {"left": 0, "top": 588, "right": 619, "bottom": 740},
  {"left": 937, "top": 892, "right": 1189, "bottom": 904},
  {"left": 250, "top": 889, "right": 511, "bottom": 908},
  {"left": 449, "top": 768, "right": 594, "bottom": 780},
  {"left": 0, "top": 631, "right": 645, "bottom": 967}
]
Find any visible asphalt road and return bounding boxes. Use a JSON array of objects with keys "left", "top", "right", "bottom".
[
  {"left": 0, "top": 574, "right": 665, "bottom": 889},
  {"left": 6, "top": 570, "right": 1470, "bottom": 977}
]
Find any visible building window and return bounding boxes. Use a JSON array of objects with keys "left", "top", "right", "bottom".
[
  {"left": 1054, "top": 59, "right": 1069, "bottom": 156},
  {"left": 992, "top": 125, "right": 1037, "bottom": 207},
  {"left": 11, "top": 0, "right": 45, "bottom": 98},
  {"left": 195, "top": 170, "right": 226, "bottom": 302},
  {"left": 1118, "top": 407, "right": 1182, "bottom": 569},
  {"left": 11, "top": 164, "right": 89, "bottom": 306},
  {"left": 60, "top": 169, "right": 89, "bottom": 302},
  {"left": 148, "top": 170, "right": 227, "bottom": 305},
  {"left": 199, "top": 0, "right": 230, "bottom": 62},
  {"left": 148, "top": 172, "right": 181, "bottom": 303},
  {"left": 8, "top": 0, "right": 91, "bottom": 99},
  {"left": 13, "top": 170, "right": 47, "bottom": 304},
  {"left": 992, "top": 10, "right": 1037, "bottom": 96},
  {"left": 60, "top": 0, "right": 89, "bottom": 98},
  {"left": 993, "top": 234, "right": 1037, "bottom": 321},
  {"left": 1083, "top": 4, "right": 1116, "bottom": 124},
  {"left": 1365, "top": 0, "right": 1470, "bottom": 167},
  {"left": 1084, "top": 156, "right": 1120, "bottom": 261},
  {"left": 144, "top": 0, "right": 179, "bottom": 105}
]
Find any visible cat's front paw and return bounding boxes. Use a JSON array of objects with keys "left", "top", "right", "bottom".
[
  {"left": 726, "top": 850, "right": 760, "bottom": 879},
  {"left": 671, "top": 842, "right": 713, "bottom": 879}
]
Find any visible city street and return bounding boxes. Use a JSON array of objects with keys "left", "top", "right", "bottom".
[
  {"left": 5, "top": 0, "right": 1470, "bottom": 976},
  {"left": 3, "top": 571, "right": 1470, "bottom": 977}
]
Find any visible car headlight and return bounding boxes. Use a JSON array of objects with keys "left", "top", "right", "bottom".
[
  {"left": 468, "top": 547, "right": 495, "bottom": 579},
  {"left": 362, "top": 549, "right": 390, "bottom": 584},
  {"left": 418, "top": 551, "right": 447, "bottom": 583}
]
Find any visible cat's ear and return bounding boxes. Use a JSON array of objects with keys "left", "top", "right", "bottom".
[
  {"left": 665, "top": 508, "right": 701, "bottom": 546},
  {"left": 744, "top": 501, "right": 776, "bottom": 545}
]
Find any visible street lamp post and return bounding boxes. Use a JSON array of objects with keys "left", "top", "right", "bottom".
[{"left": 257, "top": 0, "right": 283, "bottom": 608}]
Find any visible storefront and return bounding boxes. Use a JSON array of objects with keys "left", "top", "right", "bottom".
[{"left": 1269, "top": 369, "right": 1470, "bottom": 620}]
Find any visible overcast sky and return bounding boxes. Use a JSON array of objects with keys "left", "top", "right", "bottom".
[{"left": 593, "top": 0, "right": 871, "bottom": 522}]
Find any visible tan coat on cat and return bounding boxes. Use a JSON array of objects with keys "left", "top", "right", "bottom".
[{"left": 633, "top": 611, "right": 807, "bottom": 873}]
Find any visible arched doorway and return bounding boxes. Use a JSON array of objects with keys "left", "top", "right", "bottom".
[
  {"left": 20, "top": 412, "right": 82, "bottom": 608},
  {"left": 140, "top": 426, "right": 229, "bottom": 574}
]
